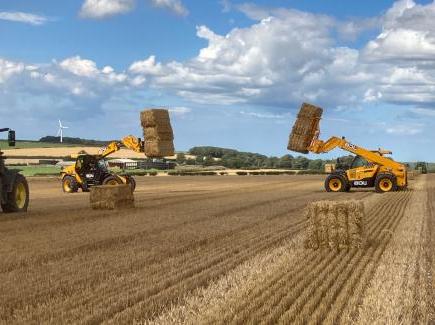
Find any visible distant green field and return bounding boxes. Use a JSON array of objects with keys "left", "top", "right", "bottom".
[
  {"left": 7, "top": 166, "right": 62, "bottom": 177},
  {"left": 0, "top": 140, "right": 81, "bottom": 149}
]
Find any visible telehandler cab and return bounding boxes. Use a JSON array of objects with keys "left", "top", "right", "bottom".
[{"left": 0, "top": 128, "right": 29, "bottom": 212}]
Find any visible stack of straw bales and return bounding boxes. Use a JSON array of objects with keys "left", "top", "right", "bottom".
[
  {"left": 90, "top": 184, "right": 134, "bottom": 210},
  {"left": 304, "top": 200, "right": 365, "bottom": 250},
  {"left": 140, "top": 109, "right": 175, "bottom": 157},
  {"left": 288, "top": 103, "right": 323, "bottom": 154}
]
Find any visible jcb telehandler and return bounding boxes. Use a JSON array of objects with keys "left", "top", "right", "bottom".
[
  {"left": 60, "top": 135, "right": 143, "bottom": 193},
  {"left": 0, "top": 128, "right": 29, "bottom": 212},
  {"left": 288, "top": 103, "right": 407, "bottom": 193}
]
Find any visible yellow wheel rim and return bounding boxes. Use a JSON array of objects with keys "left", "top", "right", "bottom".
[
  {"left": 329, "top": 178, "right": 342, "bottom": 192},
  {"left": 15, "top": 183, "right": 27, "bottom": 209},
  {"left": 63, "top": 179, "right": 71, "bottom": 192},
  {"left": 380, "top": 179, "right": 393, "bottom": 192},
  {"left": 107, "top": 180, "right": 118, "bottom": 185}
]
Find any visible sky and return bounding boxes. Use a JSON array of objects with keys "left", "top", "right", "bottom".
[{"left": 1, "top": 0, "right": 435, "bottom": 161}]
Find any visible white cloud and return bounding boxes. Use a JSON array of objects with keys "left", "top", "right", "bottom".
[
  {"left": 0, "top": 59, "right": 25, "bottom": 83},
  {"left": 60, "top": 56, "right": 99, "bottom": 77},
  {"left": 80, "top": 0, "right": 135, "bottom": 19},
  {"left": 169, "top": 106, "right": 191, "bottom": 115},
  {"left": 386, "top": 123, "right": 423, "bottom": 135},
  {"left": 129, "top": 55, "right": 162, "bottom": 75},
  {"left": 240, "top": 111, "right": 290, "bottom": 119},
  {"left": 0, "top": 11, "right": 48, "bottom": 25},
  {"left": 130, "top": 10, "right": 368, "bottom": 108},
  {"left": 410, "top": 107, "right": 435, "bottom": 117},
  {"left": 149, "top": 0, "right": 188, "bottom": 17}
]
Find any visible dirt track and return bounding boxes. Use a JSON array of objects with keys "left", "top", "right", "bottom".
[{"left": 0, "top": 175, "right": 433, "bottom": 324}]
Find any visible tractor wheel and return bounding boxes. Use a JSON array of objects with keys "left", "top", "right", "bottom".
[
  {"left": 325, "top": 174, "right": 347, "bottom": 192},
  {"left": 1, "top": 174, "right": 29, "bottom": 213},
  {"left": 102, "top": 175, "right": 122, "bottom": 186},
  {"left": 62, "top": 176, "right": 79, "bottom": 193},
  {"left": 375, "top": 173, "right": 397, "bottom": 193}
]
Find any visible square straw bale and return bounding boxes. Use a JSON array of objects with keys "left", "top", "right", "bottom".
[
  {"left": 140, "top": 109, "right": 171, "bottom": 128},
  {"left": 90, "top": 185, "right": 134, "bottom": 210},
  {"left": 144, "top": 125, "right": 174, "bottom": 141},
  {"left": 304, "top": 200, "right": 365, "bottom": 250},
  {"left": 144, "top": 140, "right": 175, "bottom": 157},
  {"left": 288, "top": 103, "right": 323, "bottom": 154}
]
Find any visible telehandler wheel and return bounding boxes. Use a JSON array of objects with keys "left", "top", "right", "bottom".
[
  {"left": 325, "top": 174, "right": 347, "bottom": 192},
  {"left": 62, "top": 176, "right": 79, "bottom": 193},
  {"left": 375, "top": 173, "right": 397, "bottom": 193},
  {"left": 102, "top": 175, "right": 122, "bottom": 186},
  {"left": 1, "top": 174, "right": 29, "bottom": 213}
]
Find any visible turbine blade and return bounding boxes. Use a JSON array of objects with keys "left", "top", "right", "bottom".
[{"left": 56, "top": 128, "right": 61, "bottom": 136}]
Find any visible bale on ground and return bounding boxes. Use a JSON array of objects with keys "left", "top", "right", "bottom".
[
  {"left": 144, "top": 140, "right": 175, "bottom": 157},
  {"left": 288, "top": 102, "right": 323, "bottom": 154},
  {"left": 140, "top": 109, "right": 171, "bottom": 128},
  {"left": 304, "top": 200, "right": 365, "bottom": 250},
  {"left": 90, "top": 184, "right": 134, "bottom": 210}
]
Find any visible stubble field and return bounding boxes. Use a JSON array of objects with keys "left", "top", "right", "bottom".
[{"left": 0, "top": 175, "right": 433, "bottom": 324}]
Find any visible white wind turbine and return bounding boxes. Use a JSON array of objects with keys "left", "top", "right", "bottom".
[{"left": 57, "top": 120, "right": 69, "bottom": 143}]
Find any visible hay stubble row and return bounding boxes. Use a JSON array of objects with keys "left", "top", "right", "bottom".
[{"left": 0, "top": 175, "right": 433, "bottom": 324}]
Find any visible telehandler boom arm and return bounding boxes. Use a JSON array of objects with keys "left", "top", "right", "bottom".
[
  {"left": 309, "top": 136, "right": 405, "bottom": 171},
  {"left": 100, "top": 135, "right": 144, "bottom": 158}
]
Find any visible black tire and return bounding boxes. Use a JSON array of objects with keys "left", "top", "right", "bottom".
[
  {"left": 127, "top": 176, "right": 136, "bottom": 192},
  {"left": 325, "top": 174, "right": 347, "bottom": 192},
  {"left": 62, "top": 176, "right": 79, "bottom": 193},
  {"left": 102, "top": 175, "right": 122, "bottom": 186},
  {"left": 375, "top": 173, "right": 397, "bottom": 193},
  {"left": 345, "top": 183, "right": 352, "bottom": 192},
  {"left": 1, "top": 174, "right": 29, "bottom": 213}
]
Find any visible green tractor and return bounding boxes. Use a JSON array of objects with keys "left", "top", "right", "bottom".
[{"left": 0, "top": 128, "right": 29, "bottom": 213}]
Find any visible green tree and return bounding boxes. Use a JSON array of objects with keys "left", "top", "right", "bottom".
[
  {"left": 176, "top": 152, "right": 186, "bottom": 164},
  {"left": 293, "top": 156, "right": 310, "bottom": 169},
  {"left": 278, "top": 154, "right": 294, "bottom": 169},
  {"left": 203, "top": 156, "right": 215, "bottom": 166},
  {"left": 308, "top": 159, "right": 323, "bottom": 170}
]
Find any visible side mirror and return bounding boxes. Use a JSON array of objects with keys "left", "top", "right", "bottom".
[{"left": 8, "top": 130, "right": 15, "bottom": 147}]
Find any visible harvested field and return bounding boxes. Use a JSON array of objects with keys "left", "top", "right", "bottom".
[{"left": 0, "top": 175, "right": 434, "bottom": 324}]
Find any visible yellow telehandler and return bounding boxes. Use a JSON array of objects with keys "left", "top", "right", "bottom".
[
  {"left": 0, "top": 128, "right": 29, "bottom": 212},
  {"left": 288, "top": 103, "right": 407, "bottom": 193},
  {"left": 60, "top": 135, "right": 144, "bottom": 193}
]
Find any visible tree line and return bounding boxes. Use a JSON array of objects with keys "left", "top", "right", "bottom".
[{"left": 177, "top": 146, "right": 338, "bottom": 170}]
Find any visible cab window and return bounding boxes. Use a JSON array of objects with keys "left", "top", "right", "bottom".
[{"left": 351, "top": 156, "right": 368, "bottom": 168}]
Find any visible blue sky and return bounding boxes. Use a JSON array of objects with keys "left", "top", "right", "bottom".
[{"left": 1, "top": 0, "right": 435, "bottom": 161}]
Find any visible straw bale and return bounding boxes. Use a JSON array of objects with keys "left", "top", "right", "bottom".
[
  {"left": 140, "top": 109, "right": 171, "bottom": 127},
  {"left": 144, "top": 125, "right": 174, "bottom": 141},
  {"left": 304, "top": 200, "right": 365, "bottom": 250},
  {"left": 90, "top": 184, "right": 134, "bottom": 210},
  {"left": 144, "top": 140, "right": 175, "bottom": 157},
  {"left": 288, "top": 103, "right": 323, "bottom": 153}
]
